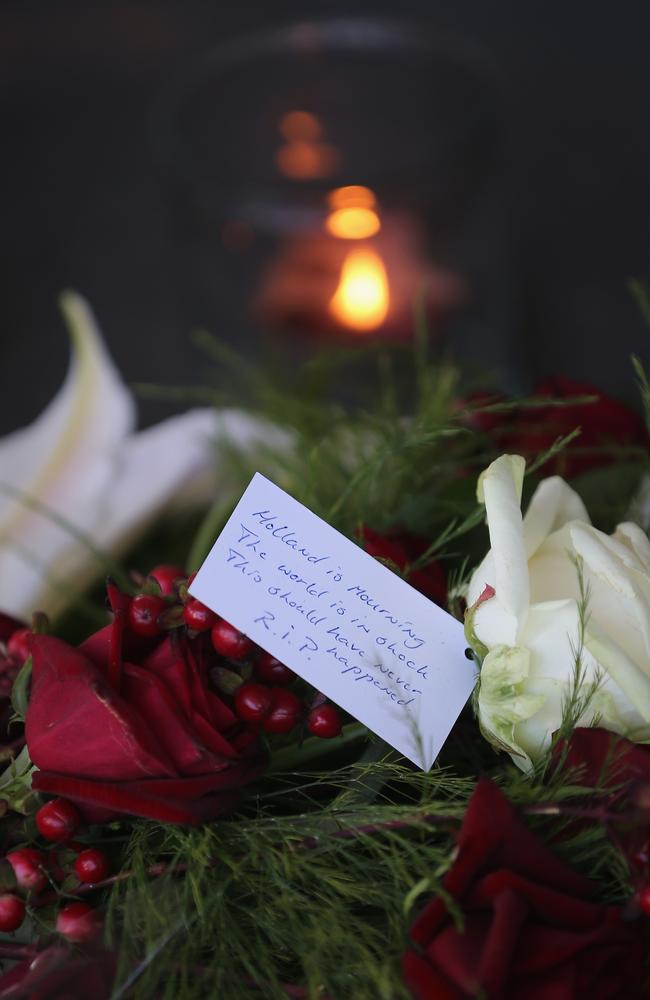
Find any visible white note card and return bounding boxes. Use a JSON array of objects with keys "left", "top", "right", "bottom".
[{"left": 189, "top": 474, "right": 477, "bottom": 769}]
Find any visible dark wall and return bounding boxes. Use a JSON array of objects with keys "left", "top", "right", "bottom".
[{"left": 1, "top": 1, "right": 649, "bottom": 431}]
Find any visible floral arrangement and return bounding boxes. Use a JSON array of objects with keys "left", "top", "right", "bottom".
[{"left": 0, "top": 294, "right": 649, "bottom": 999}]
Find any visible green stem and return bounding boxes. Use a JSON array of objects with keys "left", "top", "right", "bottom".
[
  {"left": 187, "top": 497, "right": 235, "bottom": 571},
  {"left": 266, "top": 723, "right": 368, "bottom": 773}
]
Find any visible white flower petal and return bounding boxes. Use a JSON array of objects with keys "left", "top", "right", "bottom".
[
  {"left": 477, "top": 644, "right": 543, "bottom": 770},
  {"left": 522, "top": 476, "right": 589, "bottom": 559},
  {"left": 614, "top": 522, "right": 650, "bottom": 575},
  {"left": 476, "top": 455, "right": 529, "bottom": 634},
  {"left": 585, "top": 629, "right": 650, "bottom": 723},
  {"left": 571, "top": 522, "right": 650, "bottom": 660},
  {"left": 0, "top": 292, "right": 134, "bottom": 617}
]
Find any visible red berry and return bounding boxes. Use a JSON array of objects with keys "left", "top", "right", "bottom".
[
  {"left": 262, "top": 689, "right": 302, "bottom": 734},
  {"left": 234, "top": 683, "right": 273, "bottom": 722},
  {"left": 7, "top": 628, "right": 31, "bottom": 664},
  {"left": 127, "top": 594, "right": 166, "bottom": 637},
  {"left": 632, "top": 841, "right": 650, "bottom": 870},
  {"left": 56, "top": 901, "right": 100, "bottom": 942},
  {"left": 36, "top": 799, "right": 82, "bottom": 843},
  {"left": 0, "top": 894, "right": 25, "bottom": 932},
  {"left": 639, "top": 885, "right": 650, "bottom": 915},
  {"left": 6, "top": 848, "right": 48, "bottom": 893},
  {"left": 148, "top": 564, "right": 185, "bottom": 596},
  {"left": 255, "top": 652, "right": 294, "bottom": 686},
  {"left": 307, "top": 704, "right": 343, "bottom": 739},
  {"left": 211, "top": 620, "right": 253, "bottom": 660},
  {"left": 183, "top": 598, "right": 217, "bottom": 632},
  {"left": 74, "top": 848, "right": 110, "bottom": 885}
]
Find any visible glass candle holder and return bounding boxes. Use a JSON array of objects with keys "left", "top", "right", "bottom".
[{"left": 156, "top": 18, "right": 509, "bottom": 366}]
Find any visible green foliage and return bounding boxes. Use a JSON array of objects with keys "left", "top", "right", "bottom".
[
  {"left": 10, "top": 656, "right": 32, "bottom": 724},
  {"left": 632, "top": 354, "right": 650, "bottom": 435},
  {"left": 102, "top": 757, "right": 628, "bottom": 1000},
  {"left": 0, "top": 746, "right": 35, "bottom": 814}
]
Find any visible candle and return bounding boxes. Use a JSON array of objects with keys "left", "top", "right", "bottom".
[{"left": 254, "top": 182, "right": 464, "bottom": 338}]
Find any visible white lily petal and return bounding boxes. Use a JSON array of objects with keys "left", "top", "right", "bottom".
[
  {"left": 522, "top": 476, "right": 589, "bottom": 559},
  {"left": 94, "top": 407, "right": 218, "bottom": 548},
  {"left": 477, "top": 455, "right": 529, "bottom": 634},
  {"left": 0, "top": 292, "right": 134, "bottom": 617}
]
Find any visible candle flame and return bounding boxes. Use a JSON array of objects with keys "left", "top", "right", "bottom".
[
  {"left": 325, "top": 185, "right": 381, "bottom": 239},
  {"left": 329, "top": 249, "right": 389, "bottom": 332},
  {"left": 276, "top": 110, "right": 338, "bottom": 179}
]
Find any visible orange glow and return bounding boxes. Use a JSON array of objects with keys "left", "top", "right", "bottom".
[
  {"left": 327, "top": 185, "right": 376, "bottom": 210},
  {"left": 324, "top": 185, "right": 381, "bottom": 239},
  {"left": 276, "top": 141, "right": 338, "bottom": 180},
  {"left": 276, "top": 110, "right": 338, "bottom": 179},
  {"left": 326, "top": 206, "right": 381, "bottom": 239},
  {"left": 329, "top": 249, "right": 389, "bottom": 331},
  {"left": 279, "top": 110, "right": 323, "bottom": 142}
]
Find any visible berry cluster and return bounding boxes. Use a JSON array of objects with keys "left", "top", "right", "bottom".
[
  {"left": 0, "top": 798, "right": 106, "bottom": 938},
  {"left": 630, "top": 840, "right": 650, "bottom": 916},
  {"left": 125, "top": 565, "right": 344, "bottom": 741},
  {"left": 0, "top": 619, "right": 31, "bottom": 705}
]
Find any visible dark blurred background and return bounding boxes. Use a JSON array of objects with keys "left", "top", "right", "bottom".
[{"left": 1, "top": 1, "right": 649, "bottom": 432}]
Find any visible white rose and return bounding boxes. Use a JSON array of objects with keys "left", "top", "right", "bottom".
[{"left": 466, "top": 454, "right": 650, "bottom": 770}]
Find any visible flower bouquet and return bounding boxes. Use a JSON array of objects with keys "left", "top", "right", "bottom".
[{"left": 0, "top": 294, "right": 649, "bottom": 999}]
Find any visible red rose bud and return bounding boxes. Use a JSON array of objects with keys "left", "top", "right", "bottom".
[
  {"left": 26, "top": 592, "right": 266, "bottom": 824},
  {"left": 552, "top": 728, "right": 650, "bottom": 865},
  {"left": 36, "top": 799, "right": 82, "bottom": 842},
  {"left": 56, "top": 901, "right": 101, "bottom": 943},
  {"left": 6, "top": 848, "right": 48, "bottom": 893},
  {"left": 403, "top": 778, "right": 646, "bottom": 1000},
  {"left": 495, "top": 377, "right": 648, "bottom": 478},
  {"left": 0, "top": 893, "right": 25, "bottom": 932}
]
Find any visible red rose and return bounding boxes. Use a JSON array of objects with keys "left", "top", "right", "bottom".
[
  {"left": 553, "top": 727, "right": 650, "bottom": 868},
  {"left": 0, "top": 945, "right": 115, "bottom": 999},
  {"left": 507, "top": 377, "right": 647, "bottom": 478},
  {"left": 554, "top": 727, "right": 650, "bottom": 790},
  {"left": 0, "top": 613, "right": 27, "bottom": 742},
  {"left": 359, "top": 527, "right": 447, "bottom": 607},
  {"left": 403, "top": 778, "right": 647, "bottom": 1000},
  {"left": 25, "top": 586, "right": 265, "bottom": 824}
]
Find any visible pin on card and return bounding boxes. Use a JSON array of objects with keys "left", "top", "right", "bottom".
[{"left": 189, "top": 474, "right": 477, "bottom": 769}]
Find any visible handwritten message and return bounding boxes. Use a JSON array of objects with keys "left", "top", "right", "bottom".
[{"left": 189, "top": 474, "right": 477, "bottom": 768}]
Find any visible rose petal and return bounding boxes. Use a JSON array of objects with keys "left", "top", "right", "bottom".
[
  {"left": 402, "top": 950, "right": 462, "bottom": 1000},
  {"left": 27, "top": 636, "right": 177, "bottom": 779},
  {"left": 523, "top": 476, "right": 589, "bottom": 560},
  {"left": 476, "top": 455, "right": 529, "bottom": 642}
]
